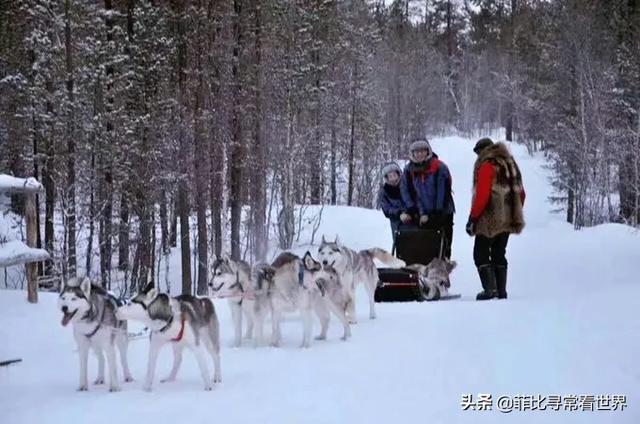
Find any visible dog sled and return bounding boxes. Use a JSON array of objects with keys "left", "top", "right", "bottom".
[{"left": 375, "top": 227, "right": 461, "bottom": 302}]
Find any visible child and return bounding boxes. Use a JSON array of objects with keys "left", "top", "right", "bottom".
[{"left": 377, "top": 162, "right": 407, "bottom": 241}]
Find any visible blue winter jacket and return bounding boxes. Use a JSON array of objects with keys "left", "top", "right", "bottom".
[
  {"left": 377, "top": 183, "right": 404, "bottom": 221},
  {"left": 400, "top": 156, "right": 455, "bottom": 216}
]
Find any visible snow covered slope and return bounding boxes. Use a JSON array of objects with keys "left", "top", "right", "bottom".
[{"left": 1, "top": 136, "right": 638, "bottom": 424}]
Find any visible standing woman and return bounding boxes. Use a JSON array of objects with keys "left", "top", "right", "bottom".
[{"left": 466, "top": 138, "right": 526, "bottom": 300}]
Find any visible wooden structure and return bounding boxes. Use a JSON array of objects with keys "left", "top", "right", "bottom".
[{"left": 0, "top": 175, "right": 50, "bottom": 303}]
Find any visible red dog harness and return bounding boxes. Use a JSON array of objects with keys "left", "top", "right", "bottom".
[{"left": 171, "top": 313, "right": 186, "bottom": 342}]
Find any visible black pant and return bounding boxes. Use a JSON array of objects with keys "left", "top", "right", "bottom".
[
  {"left": 419, "top": 213, "right": 454, "bottom": 259},
  {"left": 473, "top": 232, "right": 509, "bottom": 267}
]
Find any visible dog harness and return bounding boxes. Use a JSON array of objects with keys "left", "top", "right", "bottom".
[
  {"left": 82, "top": 299, "right": 107, "bottom": 339},
  {"left": 171, "top": 313, "right": 186, "bottom": 343},
  {"left": 156, "top": 313, "right": 186, "bottom": 343}
]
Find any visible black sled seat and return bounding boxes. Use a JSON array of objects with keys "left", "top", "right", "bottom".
[{"left": 375, "top": 228, "right": 447, "bottom": 302}]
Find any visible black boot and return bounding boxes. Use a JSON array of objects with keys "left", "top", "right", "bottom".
[
  {"left": 476, "top": 264, "right": 497, "bottom": 300},
  {"left": 494, "top": 265, "right": 507, "bottom": 299}
]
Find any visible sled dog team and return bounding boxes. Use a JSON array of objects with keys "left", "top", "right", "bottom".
[{"left": 58, "top": 236, "right": 455, "bottom": 392}]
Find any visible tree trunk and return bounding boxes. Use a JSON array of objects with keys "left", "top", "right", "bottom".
[
  {"left": 160, "top": 189, "right": 169, "bottom": 254},
  {"left": 64, "top": 0, "right": 76, "bottom": 276},
  {"left": 100, "top": 0, "right": 115, "bottom": 289},
  {"left": 210, "top": 133, "right": 223, "bottom": 258},
  {"left": 170, "top": 195, "right": 178, "bottom": 248},
  {"left": 43, "top": 76, "right": 55, "bottom": 277},
  {"left": 173, "top": 0, "right": 191, "bottom": 294},
  {"left": 230, "top": 0, "right": 244, "bottom": 260},
  {"left": 330, "top": 112, "right": 337, "bottom": 205},
  {"left": 310, "top": 20, "right": 322, "bottom": 205},
  {"left": 347, "top": 62, "right": 358, "bottom": 206},
  {"left": 567, "top": 186, "right": 575, "bottom": 224},
  {"left": 86, "top": 143, "right": 96, "bottom": 275},
  {"left": 178, "top": 183, "right": 191, "bottom": 294},
  {"left": 251, "top": 2, "right": 267, "bottom": 261},
  {"left": 26, "top": 194, "right": 38, "bottom": 303},
  {"left": 194, "top": 69, "right": 209, "bottom": 295},
  {"left": 118, "top": 193, "right": 129, "bottom": 270}
]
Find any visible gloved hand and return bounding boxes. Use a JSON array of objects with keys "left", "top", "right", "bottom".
[
  {"left": 400, "top": 212, "right": 412, "bottom": 224},
  {"left": 465, "top": 216, "right": 476, "bottom": 236},
  {"left": 419, "top": 215, "right": 429, "bottom": 225}
]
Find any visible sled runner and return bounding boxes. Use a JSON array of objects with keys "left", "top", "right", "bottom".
[{"left": 375, "top": 228, "right": 459, "bottom": 302}]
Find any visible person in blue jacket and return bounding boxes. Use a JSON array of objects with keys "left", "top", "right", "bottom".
[
  {"left": 377, "top": 161, "right": 408, "bottom": 241},
  {"left": 400, "top": 139, "right": 455, "bottom": 258}
]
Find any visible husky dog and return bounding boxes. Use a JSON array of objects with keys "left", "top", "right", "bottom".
[
  {"left": 304, "top": 257, "right": 353, "bottom": 343},
  {"left": 406, "top": 258, "right": 457, "bottom": 300},
  {"left": 258, "top": 251, "right": 351, "bottom": 348},
  {"left": 317, "top": 236, "right": 405, "bottom": 323},
  {"left": 248, "top": 262, "right": 275, "bottom": 347},
  {"left": 208, "top": 257, "right": 258, "bottom": 347},
  {"left": 58, "top": 276, "right": 133, "bottom": 392},
  {"left": 116, "top": 285, "right": 221, "bottom": 391}
]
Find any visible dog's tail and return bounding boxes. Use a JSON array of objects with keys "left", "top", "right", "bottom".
[{"left": 365, "top": 247, "right": 405, "bottom": 268}]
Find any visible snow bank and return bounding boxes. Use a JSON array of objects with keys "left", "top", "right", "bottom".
[
  {"left": 0, "top": 174, "right": 43, "bottom": 193},
  {"left": 0, "top": 240, "right": 50, "bottom": 267}
]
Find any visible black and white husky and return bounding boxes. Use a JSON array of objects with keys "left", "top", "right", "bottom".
[
  {"left": 58, "top": 276, "right": 133, "bottom": 392},
  {"left": 116, "top": 285, "right": 221, "bottom": 391},
  {"left": 317, "top": 236, "right": 405, "bottom": 323}
]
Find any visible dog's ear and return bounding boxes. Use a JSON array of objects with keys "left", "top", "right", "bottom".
[
  {"left": 141, "top": 280, "right": 154, "bottom": 294},
  {"left": 334, "top": 234, "right": 340, "bottom": 244},
  {"left": 446, "top": 259, "right": 457, "bottom": 273},
  {"left": 321, "top": 235, "right": 326, "bottom": 244},
  {"left": 59, "top": 279, "right": 66, "bottom": 293},
  {"left": 303, "top": 251, "right": 321, "bottom": 271},
  {"left": 80, "top": 277, "right": 92, "bottom": 298},
  {"left": 145, "top": 288, "right": 159, "bottom": 303}
]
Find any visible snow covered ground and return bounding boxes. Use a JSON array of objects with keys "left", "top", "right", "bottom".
[{"left": 1, "top": 136, "right": 638, "bottom": 423}]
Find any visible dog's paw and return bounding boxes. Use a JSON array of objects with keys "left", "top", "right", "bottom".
[
  {"left": 109, "top": 385, "right": 121, "bottom": 393},
  {"left": 160, "top": 377, "right": 175, "bottom": 384},
  {"left": 204, "top": 384, "right": 213, "bottom": 391},
  {"left": 369, "top": 313, "right": 377, "bottom": 320},
  {"left": 212, "top": 375, "right": 222, "bottom": 384},
  {"left": 142, "top": 384, "right": 153, "bottom": 392},
  {"left": 77, "top": 385, "right": 88, "bottom": 392},
  {"left": 124, "top": 376, "right": 134, "bottom": 383},
  {"left": 315, "top": 334, "right": 327, "bottom": 341},
  {"left": 93, "top": 377, "right": 105, "bottom": 385}
]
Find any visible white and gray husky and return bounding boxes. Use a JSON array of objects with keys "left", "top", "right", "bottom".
[
  {"left": 255, "top": 251, "right": 352, "bottom": 348},
  {"left": 58, "top": 276, "right": 133, "bottom": 392},
  {"left": 116, "top": 285, "right": 221, "bottom": 391},
  {"left": 208, "top": 256, "right": 266, "bottom": 347},
  {"left": 317, "top": 236, "right": 405, "bottom": 323},
  {"left": 406, "top": 257, "right": 457, "bottom": 300}
]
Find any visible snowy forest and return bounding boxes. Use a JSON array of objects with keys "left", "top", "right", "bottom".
[{"left": 0, "top": 0, "right": 639, "bottom": 295}]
